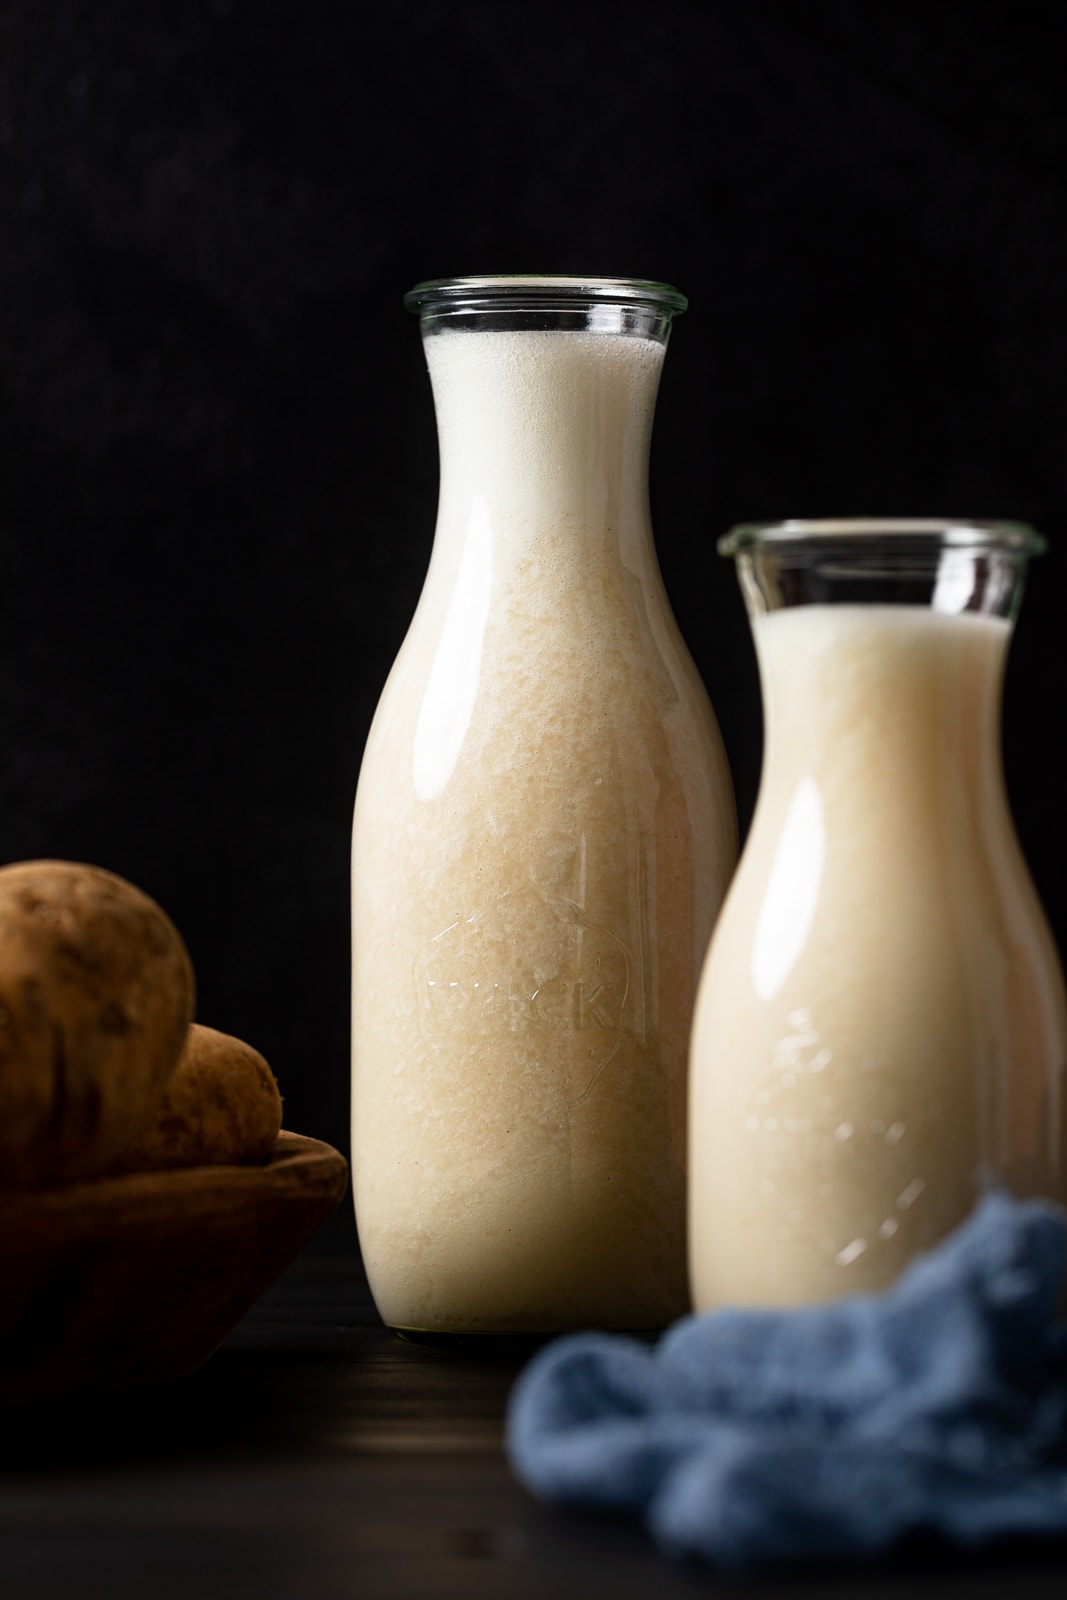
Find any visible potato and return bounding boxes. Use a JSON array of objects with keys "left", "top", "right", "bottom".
[
  {"left": 0, "top": 860, "right": 195, "bottom": 1189},
  {"left": 105, "top": 1023, "right": 283, "bottom": 1175}
]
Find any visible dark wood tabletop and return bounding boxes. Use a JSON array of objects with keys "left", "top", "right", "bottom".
[{"left": 2, "top": 1209, "right": 1066, "bottom": 1600}]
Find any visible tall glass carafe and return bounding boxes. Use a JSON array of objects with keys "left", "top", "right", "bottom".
[
  {"left": 352, "top": 276, "right": 737, "bottom": 1335},
  {"left": 690, "top": 519, "right": 1067, "bottom": 1311}
]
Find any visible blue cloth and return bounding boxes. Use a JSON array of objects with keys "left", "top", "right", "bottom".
[{"left": 505, "top": 1192, "right": 1067, "bottom": 1570}]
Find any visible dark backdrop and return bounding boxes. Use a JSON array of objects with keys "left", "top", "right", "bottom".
[{"left": 3, "top": 0, "right": 1067, "bottom": 1189}]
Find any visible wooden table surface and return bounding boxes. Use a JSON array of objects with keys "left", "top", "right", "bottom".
[{"left": 2, "top": 1210, "right": 1066, "bottom": 1600}]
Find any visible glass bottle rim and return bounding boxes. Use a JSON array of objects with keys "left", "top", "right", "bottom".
[
  {"left": 403, "top": 275, "right": 688, "bottom": 317},
  {"left": 719, "top": 517, "right": 1046, "bottom": 559}
]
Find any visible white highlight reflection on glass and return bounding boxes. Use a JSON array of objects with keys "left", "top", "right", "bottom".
[
  {"left": 413, "top": 496, "right": 492, "bottom": 802},
  {"left": 932, "top": 550, "right": 977, "bottom": 614},
  {"left": 750, "top": 776, "right": 825, "bottom": 1001}
]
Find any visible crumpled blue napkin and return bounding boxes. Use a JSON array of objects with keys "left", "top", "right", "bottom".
[{"left": 506, "top": 1192, "right": 1067, "bottom": 1570}]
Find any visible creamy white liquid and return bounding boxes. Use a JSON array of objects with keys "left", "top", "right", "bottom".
[
  {"left": 690, "top": 603, "right": 1067, "bottom": 1309},
  {"left": 352, "top": 325, "right": 736, "bottom": 1333}
]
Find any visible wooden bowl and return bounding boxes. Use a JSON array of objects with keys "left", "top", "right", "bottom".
[{"left": 0, "top": 1131, "right": 349, "bottom": 1406}]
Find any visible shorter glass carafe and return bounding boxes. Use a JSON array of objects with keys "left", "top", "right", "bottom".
[{"left": 689, "top": 519, "right": 1067, "bottom": 1310}]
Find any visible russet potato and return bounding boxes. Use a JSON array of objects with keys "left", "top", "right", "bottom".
[
  {"left": 106, "top": 1022, "right": 283, "bottom": 1174},
  {"left": 0, "top": 860, "right": 195, "bottom": 1189}
]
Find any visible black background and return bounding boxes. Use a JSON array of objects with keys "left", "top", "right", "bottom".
[{"left": 3, "top": 0, "right": 1067, "bottom": 1180}]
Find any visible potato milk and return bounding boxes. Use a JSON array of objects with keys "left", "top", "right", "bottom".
[
  {"left": 352, "top": 323, "right": 736, "bottom": 1333},
  {"left": 690, "top": 602, "right": 1066, "bottom": 1309}
]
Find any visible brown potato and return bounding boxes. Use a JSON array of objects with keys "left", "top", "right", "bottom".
[
  {"left": 0, "top": 860, "right": 195, "bottom": 1189},
  {"left": 105, "top": 1023, "right": 283, "bottom": 1175}
]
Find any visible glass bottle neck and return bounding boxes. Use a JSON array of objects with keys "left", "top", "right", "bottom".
[{"left": 751, "top": 604, "right": 1011, "bottom": 817}]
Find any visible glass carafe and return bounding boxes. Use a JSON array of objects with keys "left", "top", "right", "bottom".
[
  {"left": 351, "top": 275, "right": 737, "bottom": 1336},
  {"left": 689, "top": 518, "right": 1067, "bottom": 1310}
]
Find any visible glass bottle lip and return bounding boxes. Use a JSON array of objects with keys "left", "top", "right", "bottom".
[
  {"left": 403, "top": 275, "right": 688, "bottom": 318},
  {"left": 719, "top": 517, "right": 1046, "bottom": 559}
]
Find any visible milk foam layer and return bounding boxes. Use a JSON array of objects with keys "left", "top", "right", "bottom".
[
  {"left": 689, "top": 603, "right": 1067, "bottom": 1309},
  {"left": 352, "top": 326, "right": 736, "bottom": 1333}
]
